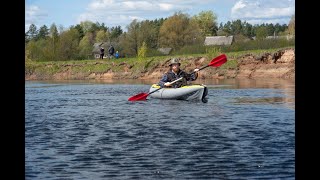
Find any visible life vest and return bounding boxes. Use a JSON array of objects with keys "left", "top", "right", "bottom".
[{"left": 165, "top": 70, "right": 188, "bottom": 88}]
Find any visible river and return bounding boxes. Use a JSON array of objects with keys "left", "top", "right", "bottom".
[{"left": 25, "top": 78, "right": 295, "bottom": 179}]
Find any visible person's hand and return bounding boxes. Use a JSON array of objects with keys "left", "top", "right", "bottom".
[
  {"left": 194, "top": 68, "right": 199, "bottom": 72},
  {"left": 164, "top": 82, "right": 172, "bottom": 87}
]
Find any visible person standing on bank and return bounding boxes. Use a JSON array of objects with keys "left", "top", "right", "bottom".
[
  {"left": 108, "top": 45, "right": 115, "bottom": 59},
  {"left": 115, "top": 51, "right": 119, "bottom": 59},
  {"left": 100, "top": 47, "right": 104, "bottom": 59},
  {"left": 158, "top": 58, "right": 199, "bottom": 88}
]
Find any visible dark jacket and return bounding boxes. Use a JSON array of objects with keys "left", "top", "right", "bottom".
[
  {"left": 100, "top": 48, "right": 104, "bottom": 54},
  {"left": 158, "top": 69, "right": 198, "bottom": 88},
  {"left": 108, "top": 46, "right": 114, "bottom": 55}
]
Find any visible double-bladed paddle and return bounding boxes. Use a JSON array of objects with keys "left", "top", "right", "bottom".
[{"left": 128, "top": 54, "right": 228, "bottom": 101}]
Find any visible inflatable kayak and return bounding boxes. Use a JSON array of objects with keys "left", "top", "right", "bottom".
[{"left": 149, "top": 84, "right": 208, "bottom": 102}]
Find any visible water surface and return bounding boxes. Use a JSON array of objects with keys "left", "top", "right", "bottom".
[{"left": 25, "top": 78, "right": 295, "bottom": 179}]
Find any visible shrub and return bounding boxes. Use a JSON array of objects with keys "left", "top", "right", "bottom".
[{"left": 137, "top": 42, "right": 147, "bottom": 61}]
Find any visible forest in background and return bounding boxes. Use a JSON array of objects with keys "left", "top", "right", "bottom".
[{"left": 25, "top": 10, "right": 295, "bottom": 61}]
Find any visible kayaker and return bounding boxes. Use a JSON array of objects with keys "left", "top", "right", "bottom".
[{"left": 158, "top": 58, "right": 199, "bottom": 88}]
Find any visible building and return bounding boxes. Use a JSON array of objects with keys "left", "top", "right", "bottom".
[
  {"left": 92, "top": 42, "right": 108, "bottom": 59},
  {"left": 265, "top": 35, "right": 295, "bottom": 40},
  {"left": 204, "top": 36, "right": 234, "bottom": 46}
]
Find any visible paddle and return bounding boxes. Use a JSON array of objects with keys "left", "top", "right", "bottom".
[{"left": 128, "top": 54, "right": 227, "bottom": 101}]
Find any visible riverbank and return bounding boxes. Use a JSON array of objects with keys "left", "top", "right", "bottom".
[{"left": 25, "top": 48, "right": 294, "bottom": 80}]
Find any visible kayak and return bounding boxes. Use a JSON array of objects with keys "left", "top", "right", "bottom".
[{"left": 149, "top": 84, "right": 208, "bottom": 102}]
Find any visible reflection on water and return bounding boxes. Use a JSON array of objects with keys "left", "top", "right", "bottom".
[
  {"left": 33, "top": 78, "right": 295, "bottom": 90},
  {"left": 233, "top": 97, "right": 295, "bottom": 109}
]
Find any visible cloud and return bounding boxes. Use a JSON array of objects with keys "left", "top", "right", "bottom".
[
  {"left": 231, "top": 0, "right": 295, "bottom": 24},
  {"left": 25, "top": 5, "right": 48, "bottom": 31},
  {"left": 159, "top": 3, "right": 174, "bottom": 11},
  {"left": 78, "top": 0, "right": 194, "bottom": 29},
  {"left": 88, "top": 0, "right": 114, "bottom": 10}
]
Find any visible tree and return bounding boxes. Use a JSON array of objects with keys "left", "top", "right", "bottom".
[
  {"left": 80, "top": 21, "right": 95, "bottom": 34},
  {"left": 139, "top": 20, "right": 158, "bottom": 49},
  {"left": 193, "top": 10, "right": 218, "bottom": 36},
  {"left": 265, "top": 23, "right": 275, "bottom": 36},
  {"left": 26, "top": 24, "right": 38, "bottom": 41},
  {"left": 110, "top": 26, "right": 123, "bottom": 40},
  {"left": 37, "top": 25, "right": 49, "bottom": 40},
  {"left": 222, "top": 21, "right": 232, "bottom": 35},
  {"left": 287, "top": 14, "right": 295, "bottom": 35},
  {"left": 99, "top": 23, "right": 108, "bottom": 31},
  {"left": 125, "top": 19, "right": 140, "bottom": 55},
  {"left": 255, "top": 26, "right": 268, "bottom": 40},
  {"left": 72, "top": 24, "right": 85, "bottom": 40},
  {"left": 159, "top": 12, "right": 202, "bottom": 50},
  {"left": 49, "top": 23, "right": 59, "bottom": 61},
  {"left": 242, "top": 21, "right": 253, "bottom": 37},
  {"left": 79, "top": 34, "right": 93, "bottom": 59},
  {"left": 57, "top": 29, "right": 80, "bottom": 60},
  {"left": 49, "top": 23, "right": 59, "bottom": 38},
  {"left": 95, "top": 30, "right": 108, "bottom": 43},
  {"left": 230, "top": 19, "right": 242, "bottom": 35}
]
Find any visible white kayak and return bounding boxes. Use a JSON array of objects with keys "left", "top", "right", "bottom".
[{"left": 149, "top": 84, "right": 208, "bottom": 102}]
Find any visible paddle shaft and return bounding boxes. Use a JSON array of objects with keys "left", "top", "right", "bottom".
[
  {"left": 190, "top": 55, "right": 226, "bottom": 75},
  {"left": 198, "top": 65, "right": 209, "bottom": 71},
  {"left": 148, "top": 77, "right": 183, "bottom": 95},
  {"left": 188, "top": 64, "right": 209, "bottom": 76}
]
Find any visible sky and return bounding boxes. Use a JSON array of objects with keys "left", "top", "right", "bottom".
[{"left": 25, "top": 0, "right": 295, "bottom": 32}]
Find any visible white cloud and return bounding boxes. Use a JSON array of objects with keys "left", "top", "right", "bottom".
[
  {"left": 25, "top": 5, "right": 48, "bottom": 31},
  {"left": 78, "top": 0, "right": 194, "bottom": 29},
  {"left": 88, "top": 0, "right": 114, "bottom": 10},
  {"left": 231, "top": 0, "right": 295, "bottom": 24},
  {"left": 122, "top": 1, "right": 154, "bottom": 10},
  {"left": 159, "top": 3, "right": 173, "bottom": 11}
]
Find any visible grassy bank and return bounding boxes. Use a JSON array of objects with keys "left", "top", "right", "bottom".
[{"left": 25, "top": 46, "right": 294, "bottom": 79}]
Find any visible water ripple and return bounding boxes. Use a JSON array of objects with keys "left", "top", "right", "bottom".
[{"left": 25, "top": 81, "right": 295, "bottom": 179}]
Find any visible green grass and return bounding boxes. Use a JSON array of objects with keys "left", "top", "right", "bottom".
[{"left": 25, "top": 46, "right": 294, "bottom": 79}]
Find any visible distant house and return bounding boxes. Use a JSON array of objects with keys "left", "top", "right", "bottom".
[
  {"left": 204, "top": 36, "right": 234, "bottom": 46},
  {"left": 157, "top": 48, "right": 172, "bottom": 55},
  {"left": 252, "top": 35, "right": 295, "bottom": 40},
  {"left": 92, "top": 42, "right": 108, "bottom": 59},
  {"left": 266, "top": 35, "right": 295, "bottom": 40},
  {"left": 92, "top": 42, "right": 120, "bottom": 59}
]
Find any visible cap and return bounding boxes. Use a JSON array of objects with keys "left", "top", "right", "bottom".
[{"left": 169, "top": 58, "right": 181, "bottom": 66}]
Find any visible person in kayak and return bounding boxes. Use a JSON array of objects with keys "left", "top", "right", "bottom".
[{"left": 158, "top": 58, "right": 199, "bottom": 88}]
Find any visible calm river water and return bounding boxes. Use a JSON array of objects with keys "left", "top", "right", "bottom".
[{"left": 25, "top": 78, "right": 295, "bottom": 179}]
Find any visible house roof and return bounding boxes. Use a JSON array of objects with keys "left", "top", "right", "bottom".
[
  {"left": 92, "top": 42, "right": 107, "bottom": 53},
  {"left": 204, "top": 36, "right": 234, "bottom": 46},
  {"left": 92, "top": 42, "right": 118, "bottom": 53}
]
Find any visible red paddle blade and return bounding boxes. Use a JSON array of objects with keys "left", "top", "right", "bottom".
[
  {"left": 209, "top": 54, "right": 227, "bottom": 67},
  {"left": 128, "top": 93, "right": 148, "bottom": 101}
]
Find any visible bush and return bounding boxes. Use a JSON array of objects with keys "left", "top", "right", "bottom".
[
  {"left": 205, "top": 46, "right": 222, "bottom": 60},
  {"left": 172, "top": 44, "right": 206, "bottom": 55},
  {"left": 137, "top": 42, "right": 147, "bottom": 61}
]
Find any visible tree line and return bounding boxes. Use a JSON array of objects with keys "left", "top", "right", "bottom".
[{"left": 25, "top": 11, "right": 295, "bottom": 61}]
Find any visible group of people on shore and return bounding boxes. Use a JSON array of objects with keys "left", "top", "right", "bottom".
[{"left": 100, "top": 45, "right": 119, "bottom": 59}]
